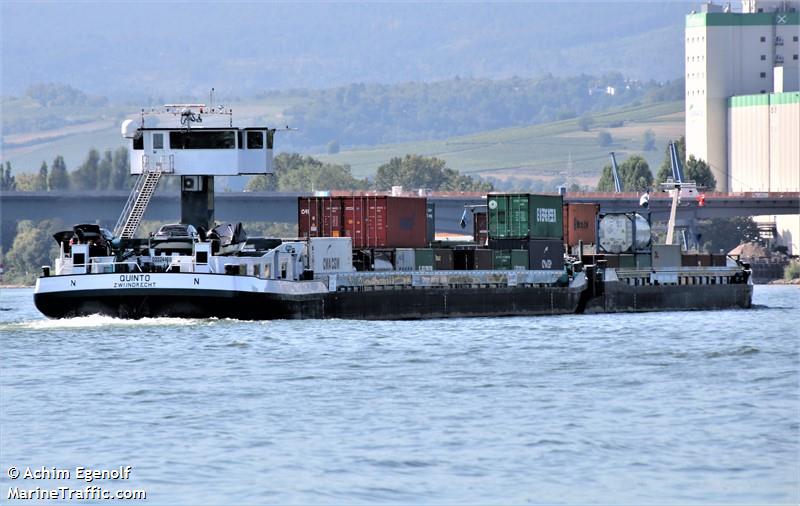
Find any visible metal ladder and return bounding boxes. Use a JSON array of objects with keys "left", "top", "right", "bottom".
[{"left": 114, "top": 156, "right": 168, "bottom": 238}]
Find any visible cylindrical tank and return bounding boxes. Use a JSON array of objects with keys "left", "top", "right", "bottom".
[{"left": 598, "top": 213, "right": 651, "bottom": 254}]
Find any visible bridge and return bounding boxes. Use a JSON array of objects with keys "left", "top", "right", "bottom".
[{"left": 1, "top": 190, "right": 797, "bottom": 249}]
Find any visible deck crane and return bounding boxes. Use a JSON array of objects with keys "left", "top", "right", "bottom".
[
  {"left": 661, "top": 141, "right": 699, "bottom": 248},
  {"left": 609, "top": 152, "right": 622, "bottom": 193}
]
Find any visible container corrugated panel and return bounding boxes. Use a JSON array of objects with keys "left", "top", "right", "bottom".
[
  {"left": 395, "top": 248, "right": 416, "bottom": 271},
  {"left": 697, "top": 254, "right": 712, "bottom": 267},
  {"left": 488, "top": 238, "right": 529, "bottom": 250},
  {"left": 527, "top": 239, "right": 563, "bottom": 270},
  {"left": 603, "top": 255, "right": 620, "bottom": 268},
  {"left": 492, "top": 250, "right": 512, "bottom": 270},
  {"left": 528, "top": 194, "right": 563, "bottom": 239},
  {"left": 473, "top": 212, "right": 488, "bottom": 246},
  {"left": 433, "top": 249, "right": 454, "bottom": 270},
  {"left": 618, "top": 254, "right": 636, "bottom": 268},
  {"left": 298, "top": 197, "right": 344, "bottom": 238},
  {"left": 475, "top": 249, "right": 493, "bottom": 270},
  {"left": 414, "top": 248, "right": 435, "bottom": 271},
  {"left": 488, "top": 194, "right": 530, "bottom": 239},
  {"left": 511, "top": 250, "right": 529, "bottom": 270},
  {"left": 426, "top": 202, "right": 436, "bottom": 244},
  {"left": 343, "top": 196, "right": 427, "bottom": 249},
  {"left": 652, "top": 244, "right": 681, "bottom": 268},
  {"left": 563, "top": 203, "right": 599, "bottom": 246},
  {"left": 711, "top": 254, "right": 727, "bottom": 267},
  {"left": 635, "top": 253, "right": 652, "bottom": 268}
]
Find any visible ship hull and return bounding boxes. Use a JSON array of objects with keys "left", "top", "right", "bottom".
[
  {"left": 583, "top": 280, "right": 753, "bottom": 313},
  {"left": 33, "top": 273, "right": 584, "bottom": 320}
]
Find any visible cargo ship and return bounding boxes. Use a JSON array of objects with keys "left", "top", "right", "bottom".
[{"left": 33, "top": 107, "right": 752, "bottom": 320}]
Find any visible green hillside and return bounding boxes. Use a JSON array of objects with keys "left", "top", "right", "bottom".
[{"left": 317, "top": 101, "right": 684, "bottom": 184}]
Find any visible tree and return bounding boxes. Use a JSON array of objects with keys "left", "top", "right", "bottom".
[
  {"left": 15, "top": 173, "right": 40, "bottom": 191},
  {"left": 48, "top": 156, "right": 69, "bottom": 190},
  {"left": 684, "top": 155, "right": 716, "bottom": 190},
  {"left": 374, "top": 155, "right": 492, "bottom": 192},
  {"left": 578, "top": 113, "right": 594, "bottom": 132},
  {"left": 97, "top": 149, "right": 113, "bottom": 190},
  {"left": 596, "top": 155, "right": 653, "bottom": 192},
  {"left": 697, "top": 217, "right": 759, "bottom": 254},
  {"left": 111, "top": 147, "right": 130, "bottom": 190},
  {"left": 641, "top": 129, "right": 656, "bottom": 151},
  {"left": 36, "top": 161, "right": 49, "bottom": 191},
  {"left": 597, "top": 131, "right": 613, "bottom": 147},
  {"left": 278, "top": 161, "right": 367, "bottom": 191},
  {"left": 1, "top": 162, "right": 16, "bottom": 191},
  {"left": 4, "top": 219, "right": 61, "bottom": 284},
  {"left": 71, "top": 149, "right": 101, "bottom": 190}
]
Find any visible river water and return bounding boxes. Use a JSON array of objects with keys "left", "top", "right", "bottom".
[{"left": 1, "top": 286, "right": 798, "bottom": 504}]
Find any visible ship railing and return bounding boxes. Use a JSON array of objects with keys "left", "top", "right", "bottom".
[{"left": 57, "top": 260, "right": 144, "bottom": 275}]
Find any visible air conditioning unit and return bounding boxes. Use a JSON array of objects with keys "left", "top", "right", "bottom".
[{"left": 182, "top": 175, "right": 203, "bottom": 192}]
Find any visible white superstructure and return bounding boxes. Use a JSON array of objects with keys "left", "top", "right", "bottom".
[{"left": 685, "top": 0, "right": 799, "bottom": 192}]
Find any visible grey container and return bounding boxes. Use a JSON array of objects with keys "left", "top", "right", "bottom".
[
  {"left": 395, "top": 248, "right": 416, "bottom": 271},
  {"left": 652, "top": 244, "right": 681, "bottom": 268}
]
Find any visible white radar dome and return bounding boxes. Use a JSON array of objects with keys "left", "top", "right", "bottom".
[{"left": 121, "top": 119, "right": 140, "bottom": 139}]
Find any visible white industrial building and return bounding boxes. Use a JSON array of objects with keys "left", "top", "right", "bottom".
[{"left": 685, "top": 0, "right": 800, "bottom": 253}]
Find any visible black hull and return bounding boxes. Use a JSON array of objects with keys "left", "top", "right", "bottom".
[
  {"left": 34, "top": 285, "right": 583, "bottom": 320},
  {"left": 583, "top": 281, "right": 753, "bottom": 313}
]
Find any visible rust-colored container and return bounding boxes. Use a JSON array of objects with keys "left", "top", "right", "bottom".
[
  {"left": 433, "top": 248, "right": 454, "bottom": 270},
  {"left": 473, "top": 212, "right": 488, "bottom": 247},
  {"left": 697, "top": 254, "right": 713, "bottom": 267},
  {"left": 681, "top": 254, "right": 698, "bottom": 267},
  {"left": 342, "top": 196, "right": 427, "bottom": 248},
  {"left": 298, "top": 197, "right": 344, "bottom": 238},
  {"left": 454, "top": 248, "right": 493, "bottom": 270},
  {"left": 563, "top": 203, "right": 600, "bottom": 247},
  {"left": 712, "top": 254, "right": 727, "bottom": 266}
]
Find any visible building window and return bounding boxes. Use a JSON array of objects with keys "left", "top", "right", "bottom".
[
  {"left": 246, "top": 131, "right": 264, "bottom": 149},
  {"left": 761, "top": 54, "right": 766, "bottom": 60},
  {"left": 794, "top": 54, "right": 799, "bottom": 60},
  {"left": 794, "top": 36, "right": 799, "bottom": 42},
  {"left": 760, "top": 36, "right": 766, "bottom": 42},
  {"left": 760, "top": 72, "right": 766, "bottom": 78}
]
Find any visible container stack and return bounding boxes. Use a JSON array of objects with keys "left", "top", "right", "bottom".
[
  {"left": 299, "top": 196, "right": 428, "bottom": 248},
  {"left": 486, "top": 193, "right": 565, "bottom": 270}
]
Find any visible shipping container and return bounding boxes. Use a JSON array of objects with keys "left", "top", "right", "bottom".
[
  {"left": 597, "top": 213, "right": 651, "bottom": 254},
  {"left": 511, "top": 250, "right": 529, "bottom": 270},
  {"left": 711, "top": 254, "right": 727, "bottom": 267},
  {"left": 487, "top": 194, "right": 563, "bottom": 239},
  {"left": 414, "top": 248, "right": 435, "bottom": 271},
  {"left": 433, "top": 249, "right": 454, "bottom": 270},
  {"left": 681, "top": 254, "right": 698, "bottom": 267},
  {"left": 426, "top": 201, "right": 436, "bottom": 244},
  {"left": 603, "top": 254, "right": 621, "bottom": 268},
  {"left": 697, "top": 254, "right": 712, "bottom": 267},
  {"left": 342, "top": 196, "right": 427, "bottom": 249},
  {"left": 298, "top": 197, "right": 344, "bottom": 238},
  {"left": 619, "top": 254, "right": 636, "bottom": 268},
  {"left": 528, "top": 194, "right": 564, "bottom": 239},
  {"left": 308, "top": 237, "right": 353, "bottom": 273},
  {"left": 563, "top": 203, "right": 600, "bottom": 246},
  {"left": 395, "top": 248, "right": 416, "bottom": 271},
  {"left": 652, "top": 244, "right": 681, "bottom": 268},
  {"left": 453, "top": 248, "right": 493, "bottom": 270},
  {"left": 635, "top": 253, "right": 652, "bottom": 269},
  {"left": 527, "top": 239, "right": 564, "bottom": 270},
  {"left": 473, "top": 212, "right": 488, "bottom": 247},
  {"left": 488, "top": 237, "right": 529, "bottom": 250}
]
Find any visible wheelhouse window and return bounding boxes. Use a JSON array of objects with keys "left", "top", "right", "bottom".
[
  {"left": 169, "top": 130, "right": 236, "bottom": 149},
  {"left": 133, "top": 135, "right": 144, "bottom": 150},
  {"left": 247, "top": 131, "right": 264, "bottom": 149},
  {"left": 153, "top": 133, "right": 164, "bottom": 149}
]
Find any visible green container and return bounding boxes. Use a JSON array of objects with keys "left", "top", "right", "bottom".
[
  {"left": 636, "top": 253, "right": 652, "bottom": 268},
  {"left": 619, "top": 254, "right": 636, "bottom": 268},
  {"left": 511, "top": 249, "right": 529, "bottom": 270},
  {"left": 414, "top": 248, "right": 435, "bottom": 271},
  {"left": 488, "top": 193, "right": 563, "bottom": 239},
  {"left": 488, "top": 194, "right": 529, "bottom": 239},
  {"left": 492, "top": 250, "right": 512, "bottom": 270},
  {"left": 528, "top": 194, "right": 564, "bottom": 240}
]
